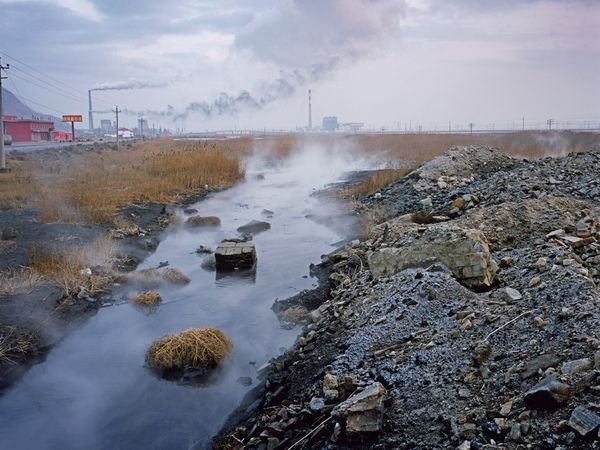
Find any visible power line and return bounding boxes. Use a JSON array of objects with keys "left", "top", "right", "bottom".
[{"left": 0, "top": 50, "right": 113, "bottom": 109}]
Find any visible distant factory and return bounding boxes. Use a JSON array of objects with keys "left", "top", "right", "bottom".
[{"left": 321, "top": 116, "right": 364, "bottom": 132}]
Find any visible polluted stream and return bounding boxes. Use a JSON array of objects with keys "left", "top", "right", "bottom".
[{"left": 0, "top": 146, "right": 371, "bottom": 450}]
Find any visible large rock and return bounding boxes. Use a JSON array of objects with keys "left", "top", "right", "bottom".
[
  {"left": 524, "top": 373, "right": 571, "bottom": 409},
  {"left": 215, "top": 240, "right": 256, "bottom": 271},
  {"left": 368, "top": 224, "right": 497, "bottom": 289},
  {"left": 236, "top": 220, "right": 271, "bottom": 236},
  {"left": 332, "top": 382, "right": 386, "bottom": 434}
]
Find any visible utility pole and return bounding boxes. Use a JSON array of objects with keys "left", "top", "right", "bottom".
[
  {"left": 469, "top": 123, "right": 474, "bottom": 135},
  {"left": 522, "top": 117, "right": 525, "bottom": 131},
  {"left": 0, "top": 58, "right": 10, "bottom": 171},
  {"left": 113, "top": 106, "right": 121, "bottom": 150},
  {"left": 547, "top": 118, "right": 554, "bottom": 130}
]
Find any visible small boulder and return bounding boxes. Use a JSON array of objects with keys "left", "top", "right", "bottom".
[
  {"left": 236, "top": 220, "right": 271, "bottom": 236},
  {"left": 186, "top": 215, "right": 221, "bottom": 227},
  {"left": 524, "top": 373, "right": 570, "bottom": 409},
  {"left": 568, "top": 406, "right": 600, "bottom": 437},
  {"left": 332, "top": 382, "right": 386, "bottom": 434}
]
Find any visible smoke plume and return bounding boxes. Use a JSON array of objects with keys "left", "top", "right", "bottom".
[
  {"left": 144, "top": 0, "right": 406, "bottom": 121},
  {"left": 91, "top": 79, "right": 167, "bottom": 91}
]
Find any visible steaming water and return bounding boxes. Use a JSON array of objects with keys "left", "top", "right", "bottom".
[{"left": 0, "top": 147, "right": 367, "bottom": 450}]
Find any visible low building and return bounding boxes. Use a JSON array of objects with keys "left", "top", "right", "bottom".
[
  {"left": 118, "top": 128, "right": 134, "bottom": 139},
  {"left": 2, "top": 115, "right": 73, "bottom": 142}
]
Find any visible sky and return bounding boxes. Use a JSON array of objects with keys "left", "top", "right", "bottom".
[{"left": 0, "top": 0, "right": 599, "bottom": 131}]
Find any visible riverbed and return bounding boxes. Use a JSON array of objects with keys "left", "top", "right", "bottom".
[{"left": 0, "top": 146, "right": 369, "bottom": 450}]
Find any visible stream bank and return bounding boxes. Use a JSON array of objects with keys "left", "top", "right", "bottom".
[{"left": 215, "top": 146, "right": 600, "bottom": 450}]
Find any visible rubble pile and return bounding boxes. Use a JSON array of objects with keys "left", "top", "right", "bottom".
[{"left": 216, "top": 146, "right": 600, "bottom": 449}]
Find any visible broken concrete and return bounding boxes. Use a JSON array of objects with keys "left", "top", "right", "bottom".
[{"left": 214, "top": 240, "right": 256, "bottom": 271}]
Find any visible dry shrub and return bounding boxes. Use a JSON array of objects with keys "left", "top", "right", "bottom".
[
  {"left": 28, "top": 235, "right": 116, "bottom": 297},
  {"left": 0, "top": 268, "right": 43, "bottom": 297},
  {"left": 0, "top": 326, "right": 37, "bottom": 365},
  {"left": 130, "top": 290, "right": 161, "bottom": 307},
  {"left": 146, "top": 327, "right": 233, "bottom": 372},
  {"left": 162, "top": 268, "right": 191, "bottom": 285},
  {"left": 186, "top": 215, "right": 221, "bottom": 227}
]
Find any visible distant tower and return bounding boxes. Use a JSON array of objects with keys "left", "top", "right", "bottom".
[
  {"left": 308, "top": 89, "right": 312, "bottom": 131},
  {"left": 88, "top": 90, "right": 94, "bottom": 131}
]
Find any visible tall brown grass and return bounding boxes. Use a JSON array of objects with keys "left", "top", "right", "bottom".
[
  {"left": 27, "top": 235, "right": 116, "bottom": 297},
  {"left": 339, "top": 166, "right": 416, "bottom": 198},
  {"left": 0, "top": 139, "right": 245, "bottom": 223}
]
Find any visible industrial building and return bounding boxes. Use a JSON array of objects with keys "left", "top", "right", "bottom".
[
  {"left": 1, "top": 115, "right": 72, "bottom": 142},
  {"left": 322, "top": 116, "right": 339, "bottom": 131}
]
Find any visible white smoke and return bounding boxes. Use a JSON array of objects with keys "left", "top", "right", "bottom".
[
  {"left": 91, "top": 79, "right": 167, "bottom": 91},
  {"left": 142, "top": 0, "right": 406, "bottom": 121}
]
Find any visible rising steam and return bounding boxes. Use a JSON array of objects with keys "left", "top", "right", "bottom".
[{"left": 134, "top": 0, "right": 406, "bottom": 121}]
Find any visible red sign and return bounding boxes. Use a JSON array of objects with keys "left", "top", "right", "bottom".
[{"left": 62, "top": 115, "right": 83, "bottom": 122}]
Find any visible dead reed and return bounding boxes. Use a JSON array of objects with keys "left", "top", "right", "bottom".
[
  {"left": 0, "top": 325, "right": 37, "bottom": 365},
  {"left": 339, "top": 166, "right": 416, "bottom": 198},
  {"left": 27, "top": 235, "right": 116, "bottom": 297},
  {"left": 146, "top": 327, "right": 233, "bottom": 371}
]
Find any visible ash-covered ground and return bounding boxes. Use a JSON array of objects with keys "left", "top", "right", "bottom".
[{"left": 216, "top": 146, "right": 600, "bottom": 450}]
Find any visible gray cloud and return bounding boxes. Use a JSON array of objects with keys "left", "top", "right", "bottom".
[{"left": 146, "top": 0, "right": 407, "bottom": 121}]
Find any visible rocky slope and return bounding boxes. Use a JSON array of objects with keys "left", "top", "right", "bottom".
[{"left": 216, "top": 146, "right": 600, "bottom": 449}]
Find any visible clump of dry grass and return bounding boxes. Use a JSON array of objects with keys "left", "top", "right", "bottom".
[
  {"left": 0, "top": 268, "right": 43, "bottom": 297},
  {"left": 339, "top": 166, "right": 416, "bottom": 198},
  {"left": 27, "top": 235, "right": 116, "bottom": 297},
  {"left": 130, "top": 290, "right": 162, "bottom": 307},
  {"left": 146, "top": 327, "right": 233, "bottom": 372},
  {"left": 0, "top": 325, "right": 37, "bottom": 365},
  {"left": 161, "top": 268, "right": 191, "bottom": 285},
  {"left": 186, "top": 215, "right": 221, "bottom": 227}
]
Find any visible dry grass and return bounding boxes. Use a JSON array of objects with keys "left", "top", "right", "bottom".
[
  {"left": 0, "top": 325, "right": 37, "bottom": 365},
  {"left": 0, "top": 268, "right": 43, "bottom": 297},
  {"left": 130, "top": 290, "right": 162, "bottom": 307},
  {"left": 27, "top": 235, "right": 116, "bottom": 297},
  {"left": 146, "top": 327, "right": 233, "bottom": 372},
  {"left": 339, "top": 166, "right": 416, "bottom": 198},
  {"left": 0, "top": 139, "right": 245, "bottom": 224}
]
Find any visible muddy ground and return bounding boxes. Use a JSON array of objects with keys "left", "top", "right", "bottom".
[
  {"left": 0, "top": 144, "right": 208, "bottom": 391},
  {"left": 215, "top": 146, "right": 600, "bottom": 449}
]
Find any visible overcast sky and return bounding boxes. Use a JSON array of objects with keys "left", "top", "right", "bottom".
[{"left": 0, "top": 0, "right": 598, "bottom": 131}]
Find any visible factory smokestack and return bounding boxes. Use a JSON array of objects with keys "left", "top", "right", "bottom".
[
  {"left": 308, "top": 89, "right": 312, "bottom": 131},
  {"left": 88, "top": 89, "right": 94, "bottom": 131}
]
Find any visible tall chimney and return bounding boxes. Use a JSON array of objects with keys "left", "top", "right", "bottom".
[
  {"left": 308, "top": 89, "right": 312, "bottom": 132},
  {"left": 88, "top": 89, "right": 94, "bottom": 131}
]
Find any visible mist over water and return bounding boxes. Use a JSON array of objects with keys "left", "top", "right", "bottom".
[{"left": 0, "top": 143, "right": 376, "bottom": 450}]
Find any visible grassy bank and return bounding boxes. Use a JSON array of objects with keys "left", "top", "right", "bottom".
[{"left": 0, "top": 139, "right": 245, "bottom": 224}]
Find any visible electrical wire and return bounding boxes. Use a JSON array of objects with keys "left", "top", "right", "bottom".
[{"left": 0, "top": 50, "right": 114, "bottom": 109}]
